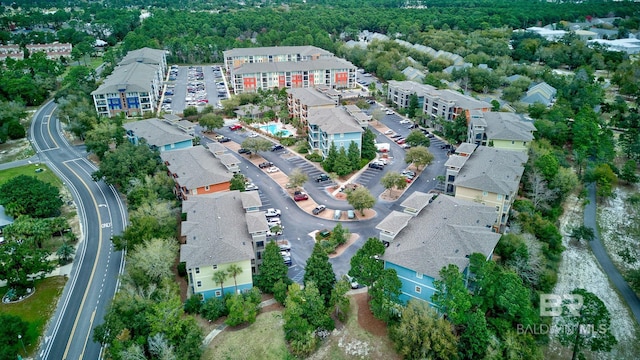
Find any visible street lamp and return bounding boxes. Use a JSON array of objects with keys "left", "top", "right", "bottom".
[{"left": 18, "top": 334, "right": 27, "bottom": 355}]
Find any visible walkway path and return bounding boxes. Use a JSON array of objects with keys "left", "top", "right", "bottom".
[
  {"left": 585, "top": 183, "right": 640, "bottom": 326},
  {"left": 0, "top": 155, "right": 39, "bottom": 170}
]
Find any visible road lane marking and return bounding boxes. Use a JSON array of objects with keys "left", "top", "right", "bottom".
[{"left": 61, "top": 163, "right": 104, "bottom": 360}]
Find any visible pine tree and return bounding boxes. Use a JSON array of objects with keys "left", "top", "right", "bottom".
[{"left": 303, "top": 242, "right": 336, "bottom": 305}]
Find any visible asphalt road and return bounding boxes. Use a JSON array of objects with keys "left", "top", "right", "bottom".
[
  {"left": 585, "top": 183, "right": 640, "bottom": 326},
  {"left": 203, "top": 108, "right": 449, "bottom": 282},
  {"left": 31, "top": 100, "right": 127, "bottom": 360}
]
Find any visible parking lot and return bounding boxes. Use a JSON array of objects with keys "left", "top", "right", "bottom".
[{"left": 160, "top": 64, "right": 229, "bottom": 114}]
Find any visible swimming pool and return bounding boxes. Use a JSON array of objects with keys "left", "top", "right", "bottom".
[{"left": 259, "top": 124, "right": 293, "bottom": 137}]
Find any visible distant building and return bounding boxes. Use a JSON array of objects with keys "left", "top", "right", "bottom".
[
  {"left": 401, "top": 66, "right": 425, "bottom": 83},
  {"left": 26, "top": 42, "right": 72, "bottom": 60},
  {"left": 526, "top": 27, "right": 567, "bottom": 41},
  {"left": 520, "top": 82, "right": 557, "bottom": 107},
  {"left": 307, "top": 107, "right": 364, "bottom": 158},
  {"left": 387, "top": 80, "right": 436, "bottom": 110},
  {"left": 123, "top": 117, "right": 194, "bottom": 152},
  {"left": 467, "top": 111, "right": 536, "bottom": 152},
  {"left": 223, "top": 45, "right": 334, "bottom": 76},
  {"left": 377, "top": 192, "right": 500, "bottom": 305},
  {"left": 180, "top": 191, "right": 265, "bottom": 299},
  {"left": 160, "top": 146, "right": 236, "bottom": 200},
  {"left": 445, "top": 145, "right": 528, "bottom": 232},
  {"left": 287, "top": 87, "right": 337, "bottom": 125},
  {"left": 91, "top": 47, "right": 166, "bottom": 118},
  {"left": 588, "top": 38, "right": 640, "bottom": 54},
  {"left": 0, "top": 45, "right": 24, "bottom": 61}
]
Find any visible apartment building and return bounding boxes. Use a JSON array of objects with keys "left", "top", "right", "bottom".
[
  {"left": 444, "top": 144, "right": 528, "bottom": 232},
  {"left": 307, "top": 107, "right": 364, "bottom": 158},
  {"left": 387, "top": 80, "right": 436, "bottom": 110},
  {"left": 467, "top": 111, "right": 536, "bottom": 152},
  {"left": 122, "top": 117, "right": 194, "bottom": 152},
  {"left": 91, "top": 47, "right": 166, "bottom": 118},
  {"left": 0, "top": 45, "right": 24, "bottom": 61},
  {"left": 26, "top": 42, "right": 72, "bottom": 60},
  {"left": 287, "top": 87, "right": 337, "bottom": 124},
  {"left": 224, "top": 45, "right": 334, "bottom": 77}
]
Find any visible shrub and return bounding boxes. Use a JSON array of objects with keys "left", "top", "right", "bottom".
[
  {"left": 184, "top": 294, "right": 203, "bottom": 314},
  {"left": 280, "top": 137, "right": 297, "bottom": 146},
  {"left": 7, "top": 120, "right": 26, "bottom": 139},
  {"left": 273, "top": 280, "right": 288, "bottom": 304},
  {"left": 200, "top": 296, "right": 228, "bottom": 321},
  {"left": 177, "top": 262, "right": 187, "bottom": 277},
  {"left": 305, "top": 152, "right": 323, "bottom": 162}
]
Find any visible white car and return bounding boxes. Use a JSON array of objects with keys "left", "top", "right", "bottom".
[
  {"left": 249, "top": 132, "right": 259, "bottom": 138},
  {"left": 267, "top": 218, "right": 281, "bottom": 227},
  {"left": 245, "top": 183, "right": 259, "bottom": 191},
  {"left": 264, "top": 208, "right": 281, "bottom": 217},
  {"left": 399, "top": 119, "right": 411, "bottom": 124},
  {"left": 384, "top": 129, "right": 394, "bottom": 135},
  {"left": 266, "top": 166, "right": 280, "bottom": 173},
  {"left": 386, "top": 110, "right": 394, "bottom": 115}
]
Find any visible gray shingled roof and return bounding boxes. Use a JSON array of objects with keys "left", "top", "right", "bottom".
[
  {"left": 245, "top": 211, "right": 269, "bottom": 234},
  {"left": 445, "top": 154, "right": 469, "bottom": 170},
  {"left": 388, "top": 80, "right": 437, "bottom": 95},
  {"left": 456, "top": 143, "right": 477, "bottom": 155},
  {"left": 234, "top": 57, "right": 355, "bottom": 74},
  {"left": 160, "top": 146, "right": 233, "bottom": 190},
  {"left": 180, "top": 192, "right": 255, "bottom": 269},
  {"left": 208, "top": 142, "right": 227, "bottom": 156},
  {"left": 120, "top": 47, "right": 165, "bottom": 66},
  {"left": 163, "top": 113, "right": 181, "bottom": 123},
  {"left": 122, "top": 118, "right": 193, "bottom": 148},
  {"left": 376, "top": 211, "right": 413, "bottom": 235},
  {"left": 482, "top": 112, "right": 536, "bottom": 142},
  {"left": 240, "top": 191, "right": 262, "bottom": 209},
  {"left": 224, "top": 45, "right": 333, "bottom": 58},
  {"left": 219, "top": 153, "right": 240, "bottom": 168},
  {"left": 307, "top": 107, "right": 364, "bottom": 135},
  {"left": 287, "top": 88, "right": 335, "bottom": 107},
  {"left": 382, "top": 195, "right": 500, "bottom": 279},
  {"left": 400, "top": 191, "right": 434, "bottom": 213},
  {"left": 453, "top": 146, "right": 527, "bottom": 195},
  {"left": 437, "top": 89, "right": 492, "bottom": 110},
  {"left": 91, "top": 61, "right": 157, "bottom": 95}
]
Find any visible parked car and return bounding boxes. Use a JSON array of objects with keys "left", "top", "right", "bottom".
[
  {"left": 396, "top": 138, "right": 406, "bottom": 145},
  {"left": 333, "top": 210, "right": 342, "bottom": 220},
  {"left": 271, "top": 144, "right": 285, "bottom": 151},
  {"left": 315, "top": 174, "right": 330, "bottom": 182},
  {"left": 229, "top": 124, "right": 242, "bottom": 131},
  {"left": 312, "top": 205, "right": 327, "bottom": 215},
  {"left": 346, "top": 275, "right": 359, "bottom": 289},
  {"left": 347, "top": 209, "right": 356, "bottom": 219},
  {"left": 218, "top": 137, "right": 231, "bottom": 143},
  {"left": 267, "top": 218, "right": 281, "bottom": 227},
  {"left": 384, "top": 129, "right": 394, "bottom": 135},
  {"left": 390, "top": 133, "right": 402, "bottom": 138},
  {"left": 428, "top": 133, "right": 435, "bottom": 138},
  {"left": 386, "top": 110, "right": 394, "bottom": 115},
  {"left": 367, "top": 99, "right": 376, "bottom": 104},
  {"left": 369, "top": 162, "right": 384, "bottom": 170},
  {"left": 245, "top": 183, "right": 259, "bottom": 191},
  {"left": 249, "top": 132, "right": 259, "bottom": 138},
  {"left": 294, "top": 192, "right": 309, "bottom": 201},
  {"left": 238, "top": 148, "right": 251, "bottom": 154},
  {"left": 401, "top": 143, "right": 412, "bottom": 149},
  {"left": 266, "top": 166, "right": 280, "bottom": 173},
  {"left": 282, "top": 254, "right": 292, "bottom": 266},
  {"left": 264, "top": 208, "right": 281, "bottom": 217},
  {"left": 399, "top": 119, "right": 411, "bottom": 124},
  {"left": 259, "top": 161, "right": 274, "bottom": 169}
]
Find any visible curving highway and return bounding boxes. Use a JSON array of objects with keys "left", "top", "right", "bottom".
[{"left": 30, "top": 100, "right": 127, "bottom": 360}]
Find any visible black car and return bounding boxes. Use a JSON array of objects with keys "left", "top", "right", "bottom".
[
  {"left": 238, "top": 148, "right": 251, "bottom": 154},
  {"left": 259, "top": 161, "right": 274, "bottom": 169},
  {"left": 271, "top": 144, "right": 284, "bottom": 151},
  {"left": 218, "top": 137, "right": 231, "bottom": 143},
  {"left": 369, "top": 162, "right": 384, "bottom": 170},
  {"left": 315, "top": 174, "right": 330, "bottom": 182}
]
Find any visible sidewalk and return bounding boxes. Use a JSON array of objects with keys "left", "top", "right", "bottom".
[{"left": 202, "top": 297, "right": 279, "bottom": 346}]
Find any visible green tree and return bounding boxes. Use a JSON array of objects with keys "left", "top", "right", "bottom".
[
  {"left": 433, "top": 264, "right": 472, "bottom": 326},
  {"left": 381, "top": 171, "right": 407, "bottom": 197},
  {"left": 288, "top": 168, "right": 308, "bottom": 189},
  {"left": 85, "top": 120, "right": 125, "bottom": 160},
  {"left": 304, "top": 242, "right": 336, "bottom": 305},
  {"left": 570, "top": 225, "right": 595, "bottom": 242},
  {"left": 123, "top": 238, "right": 178, "bottom": 289},
  {"left": 225, "top": 293, "right": 258, "bottom": 326},
  {"left": 441, "top": 113, "right": 468, "bottom": 143},
  {"left": 0, "top": 314, "right": 30, "bottom": 359},
  {"left": 241, "top": 137, "right": 273, "bottom": 155},
  {"left": 0, "top": 175, "right": 63, "bottom": 218},
  {"left": 255, "top": 241, "right": 290, "bottom": 293},
  {"left": 0, "top": 240, "right": 54, "bottom": 291},
  {"left": 347, "top": 140, "right": 361, "bottom": 171},
  {"left": 348, "top": 237, "right": 385, "bottom": 287},
  {"left": 491, "top": 99, "right": 501, "bottom": 111},
  {"left": 361, "top": 128, "right": 378, "bottom": 161},
  {"left": 198, "top": 113, "right": 224, "bottom": 132},
  {"left": 620, "top": 160, "right": 638, "bottom": 185},
  {"left": 230, "top": 173, "right": 246, "bottom": 191},
  {"left": 183, "top": 106, "right": 198, "bottom": 117},
  {"left": 557, "top": 288, "right": 617, "bottom": 360},
  {"left": 330, "top": 223, "right": 349, "bottom": 246},
  {"left": 333, "top": 147, "right": 352, "bottom": 176},
  {"left": 227, "top": 263, "right": 243, "bottom": 295},
  {"left": 460, "top": 309, "right": 490, "bottom": 360},
  {"left": 322, "top": 142, "right": 338, "bottom": 172},
  {"left": 592, "top": 163, "right": 617, "bottom": 199},
  {"left": 346, "top": 186, "right": 376, "bottom": 215},
  {"left": 282, "top": 283, "right": 319, "bottom": 357},
  {"left": 92, "top": 141, "right": 161, "bottom": 191},
  {"left": 534, "top": 153, "right": 559, "bottom": 182},
  {"left": 212, "top": 270, "right": 229, "bottom": 297},
  {"left": 389, "top": 300, "right": 459, "bottom": 360},
  {"left": 331, "top": 277, "right": 351, "bottom": 322},
  {"left": 405, "top": 130, "right": 430, "bottom": 147},
  {"left": 407, "top": 93, "right": 420, "bottom": 119},
  {"left": 404, "top": 146, "right": 435, "bottom": 171},
  {"left": 56, "top": 242, "right": 75, "bottom": 265},
  {"left": 369, "top": 268, "right": 402, "bottom": 323}
]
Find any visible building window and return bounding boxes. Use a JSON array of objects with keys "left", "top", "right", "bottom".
[
  {"left": 212, "top": 265, "right": 218, "bottom": 270},
  {"left": 195, "top": 267, "right": 200, "bottom": 274},
  {"left": 482, "top": 191, "right": 488, "bottom": 196},
  {"left": 196, "top": 281, "right": 202, "bottom": 287},
  {"left": 496, "top": 206, "right": 500, "bottom": 212},
  {"left": 415, "top": 286, "right": 422, "bottom": 294},
  {"left": 215, "top": 290, "right": 222, "bottom": 297},
  {"left": 205, "top": 185, "right": 210, "bottom": 191},
  {"left": 497, "top": 194, "right": 503, "bottom": 200},
  {"left": 416, "top": 272, "right": 423, "bottom": 279},
  {"left": 511, "top": 140, "right": 515, "bottom": 144}
]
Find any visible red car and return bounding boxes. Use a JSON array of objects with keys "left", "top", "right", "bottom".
[
  {"left": 396, "top": 138, "right": 406, "bottom": 144},
  {"left": 229, "top": 124, "right": 242, "bottom": 131},
  {"left": 294, "top": 193, "right": 309, "bottom": 201}
]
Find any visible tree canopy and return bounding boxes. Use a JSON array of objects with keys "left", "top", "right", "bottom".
[{"left": 0, "top": 175, "right": 63, "bottom": 218}]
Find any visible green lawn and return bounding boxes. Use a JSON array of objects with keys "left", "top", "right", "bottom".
[
  {"left": 0, "top": 164, "right": 63, "bottom": 188},
  {"left": 0, "top": 276, "right": 67, "bottom": 355}
]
